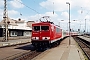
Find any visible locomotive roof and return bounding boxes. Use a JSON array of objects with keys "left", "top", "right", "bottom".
[
  {"left": 32, "top": 21, "right": 54, "bottom": 25},
  {"left": 32, "top": 21, "right": 61, "bottom": 28}
]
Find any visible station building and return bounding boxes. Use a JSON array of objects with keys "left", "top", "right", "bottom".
[{"left": 0, "top": 17, "right": 34, "bottom": 41}]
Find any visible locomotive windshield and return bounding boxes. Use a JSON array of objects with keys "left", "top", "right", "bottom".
[
  {"left": 41, "top": 26, "right": 49, "bottom": 31},
  {"left": 33, "top": 26, "right": 49, "bottom": 31},
  {"left": 33, "top": 26, "right": 40, "bottom": 31}
]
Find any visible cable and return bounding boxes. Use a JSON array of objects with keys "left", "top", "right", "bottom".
[{"left": 16, "top": 0, "right": 40, "bottom": 14}]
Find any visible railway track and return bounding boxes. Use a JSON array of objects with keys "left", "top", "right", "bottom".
[
  {"left": 1, "top": 43, "right": 42, "bottom": 60},
  {"left": 2, "top": 47, "right": 42, "bottom": 60},
  {"left": 13, "top": 51, "right": 42, "bottom": 60},
  {"left": 73, "top": 36, "right": 90, "bottom": 60}
]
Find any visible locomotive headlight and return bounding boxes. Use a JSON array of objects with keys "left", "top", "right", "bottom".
[
  {"left": 35, "top": 37, "right": 39, "bottom": 40},
  {"left": 32, "top": 37, "right": 35, "bottom": 40},
  {"left": 42, "top": 37, "right": 50, "bottom": 40},
  {"left": 32, "top": 37, "right": 39, "bottom": 40}
]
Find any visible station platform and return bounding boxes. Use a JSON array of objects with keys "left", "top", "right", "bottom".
[
  {"left": 32, "top": 37, "right": 85, "bottom": 60},
  {"left": 0, "top": 38, "right": 31, "bottom": 47}
]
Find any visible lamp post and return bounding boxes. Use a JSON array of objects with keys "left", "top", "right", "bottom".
[
  {"left": 85, "top": 19, "right": 86, "bottom": 33},
  {"left": 66, "top": 2, "right": 70, "bottom": 45}
]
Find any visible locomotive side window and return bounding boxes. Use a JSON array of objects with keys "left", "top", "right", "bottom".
[
  {"left": 56, "top": 27, "right": 60, "bottom": 33},
  {"left": 33, "top": 26, "right": 40, "bottom": 31},
  {"left": 41, "top": 26, "right": 49, "bottom": 31}
]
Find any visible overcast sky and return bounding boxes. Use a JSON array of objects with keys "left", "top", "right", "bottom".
[{"left": 0, "top": 0, "right": 90, "bottom": 32}]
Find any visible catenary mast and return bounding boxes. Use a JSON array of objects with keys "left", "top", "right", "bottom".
[{"left": 3, "top": 0, "right": 8, "bottom": 41}]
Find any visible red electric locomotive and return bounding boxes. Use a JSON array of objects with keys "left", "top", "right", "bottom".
[{"left": 31, "top": 16, "right": 63, "bottom": 50}]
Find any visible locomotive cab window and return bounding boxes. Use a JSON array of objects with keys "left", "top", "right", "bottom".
[
  {"left": 41, "top": 26, "right": 49, "bottom": 31},
  {"left": 33, "top": 26, "right": 40, "bottom": 31}
]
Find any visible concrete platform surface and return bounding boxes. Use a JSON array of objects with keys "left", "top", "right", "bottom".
[
  {"left": 32, "top": 37, "right": 85, "bottom": 60},
  {"left": 0, "top": 39, "right": 31, "bottom": 47}
]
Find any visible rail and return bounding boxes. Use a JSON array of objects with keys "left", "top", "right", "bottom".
[{"left": 73, "top": 37, "right": 90, "bottom": 60}]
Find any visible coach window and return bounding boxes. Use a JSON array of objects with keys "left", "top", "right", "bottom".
[
  {"left": 41, "top": 26, "right": 49, "bottom": 31},
  {"left": 33, "top": 26, "right": 40, "bottom": 31}
]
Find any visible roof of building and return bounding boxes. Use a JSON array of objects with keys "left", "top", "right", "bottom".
[
  {"left": 0, "top": 17, "right": 17, "bottom": 26},
  {"left": 0, "top": 17, "right": 35, "bottom": 30}
]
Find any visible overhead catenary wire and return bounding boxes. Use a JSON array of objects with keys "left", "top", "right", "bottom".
[{"left": 16, "top": 0, "right": 40, "bottom": 14}]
